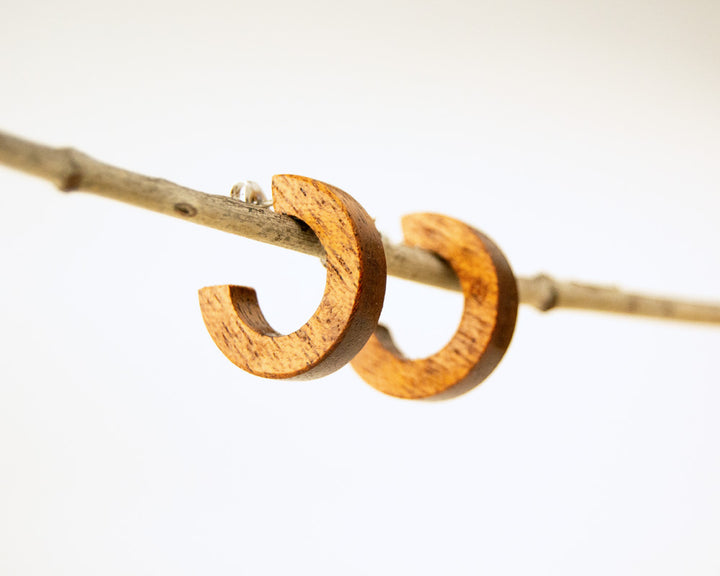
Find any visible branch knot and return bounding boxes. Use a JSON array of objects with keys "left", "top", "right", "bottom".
[{"left": 57, "top": 148, "right": 83, "bottom": 192}]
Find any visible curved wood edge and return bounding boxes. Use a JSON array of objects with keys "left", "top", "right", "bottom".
[
  {"left": 351, "top": 213, "right": 518, "bottom": 399},
  {"left": 198, "top": 175, "right": 386, "bottom": 380}
]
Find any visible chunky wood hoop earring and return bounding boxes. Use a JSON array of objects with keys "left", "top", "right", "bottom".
[
  {"left": 199, "top": 175, "right": 386, "bottom": 380},
  {"left": 351, "top": 213, "right": 518, "bottom": 400}
]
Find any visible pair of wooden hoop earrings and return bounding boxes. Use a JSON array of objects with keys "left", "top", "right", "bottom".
[{"left": 198, "top": 175, "right": 518, "bottom": 400}]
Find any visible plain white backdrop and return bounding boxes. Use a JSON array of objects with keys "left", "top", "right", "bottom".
[{"left": 1, "top": 1, "right": 719, "bottom": 574}]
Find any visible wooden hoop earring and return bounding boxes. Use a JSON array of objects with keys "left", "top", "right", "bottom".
[
  {"left": 351, "top": 213, "right": 518, "bottom": 399},
  {"left": 199, "top": 175, "right": 386, "bottom": 380}
]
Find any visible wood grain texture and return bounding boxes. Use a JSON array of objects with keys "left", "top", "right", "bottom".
[
  {"left": 351, "top": 213, "right": 519, "bottom": 400},
  {"left": 3, "top": 129, "right": 720, "bottom": 325},
  {"left": 198, "top": 175, "right": 386, "bottom": 380}
]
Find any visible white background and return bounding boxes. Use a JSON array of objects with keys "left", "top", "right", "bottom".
[{"left": 1, "top": 1, "right": 719, "bottom": 574}]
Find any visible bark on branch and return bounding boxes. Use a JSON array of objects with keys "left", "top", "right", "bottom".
[{"left": 1, "top": 129, "right": 719, "bottom": 325}]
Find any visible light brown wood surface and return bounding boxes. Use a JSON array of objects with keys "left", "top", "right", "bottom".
[
  {"left": 198, "top": 175, "right": 386, "bottom": 380},
  {"left": 2, "top": 129, "right": 720, "bottom": 325},
  {"left": 352, "top": 214, "right": 519, "bottom": 399}
]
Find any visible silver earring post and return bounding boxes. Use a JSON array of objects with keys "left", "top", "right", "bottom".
[{"left": 230, "top": 180, "right": 273, "bottom": 207}]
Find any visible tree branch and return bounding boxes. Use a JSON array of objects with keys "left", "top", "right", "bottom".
[{"left": 1, "top": 129, "right": 719, "bottom": 325}]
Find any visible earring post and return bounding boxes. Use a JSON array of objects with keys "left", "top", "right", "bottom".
[{"left": 1, "top": 129, "right": 719, "bottom": 325}]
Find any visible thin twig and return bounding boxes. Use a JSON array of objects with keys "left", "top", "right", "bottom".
[{"left": 1, "top": 129, "right": 719, "bottom": 325}]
